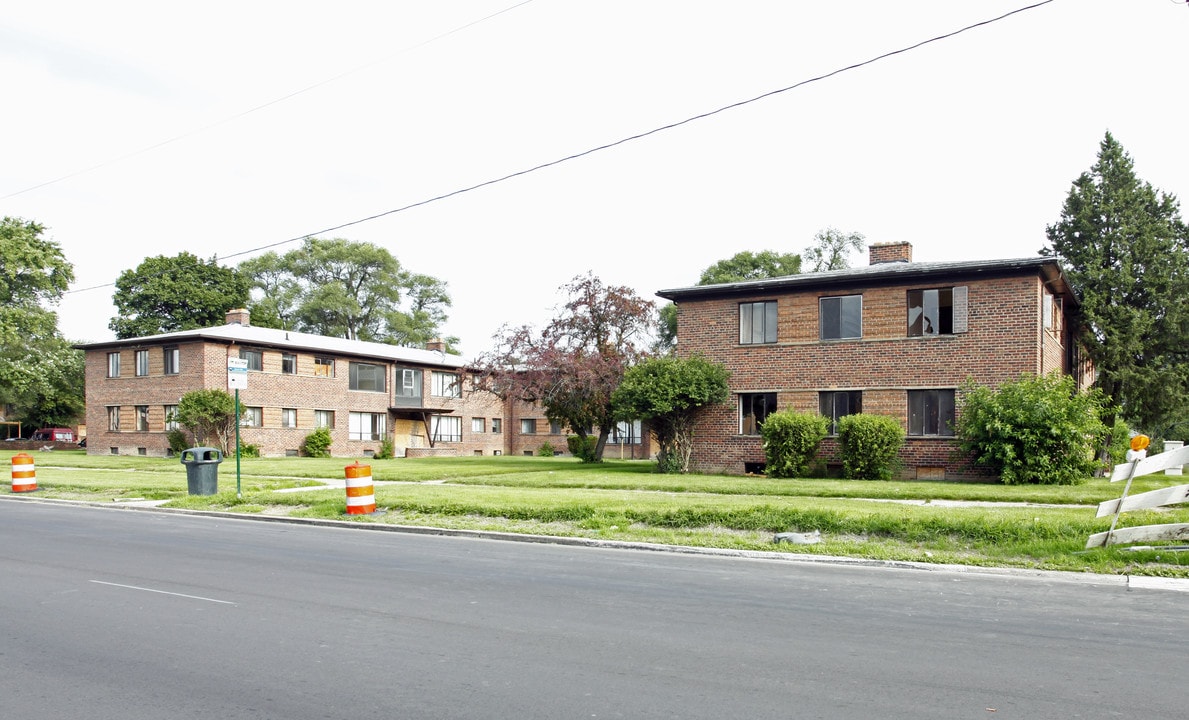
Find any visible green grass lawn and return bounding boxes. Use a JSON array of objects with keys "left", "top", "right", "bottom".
[{"left": 4, "top": 449, "right": 1188, "bottom": 578}]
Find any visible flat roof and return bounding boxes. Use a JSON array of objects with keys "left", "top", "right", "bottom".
[
  {"left": 656, "top": 256, "right": 1074, "bottom": 302},
  {"left": 75, "top": 323, "right": 470, "bottom": 369}
]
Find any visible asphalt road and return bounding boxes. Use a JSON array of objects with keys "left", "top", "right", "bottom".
[{"left": 1, "top": 500, "right": 1186, "bottom": 719}]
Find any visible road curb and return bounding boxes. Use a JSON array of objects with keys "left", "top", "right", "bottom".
[{"left": 3, "top": 493, "right": 1186, "bottom": 592}]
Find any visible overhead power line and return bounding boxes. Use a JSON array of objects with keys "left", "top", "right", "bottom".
[
  {"left": 2, "top": 0, "right": 536, "bottom": 202},
  {"left": 66, "top": 0, "right": 1055, "bottom": 296}
]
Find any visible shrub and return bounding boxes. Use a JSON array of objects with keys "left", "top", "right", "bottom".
[
  {"left": 955, "top": 373, "right": 1108, "bottom": 485},
  {"left": 239, "top": 442, "right": 261, "bottom": 458},
  {"left": 760, "top": 411, "right": 829, "bottom": 478},
  {"left": 374, "top": 438, "right": 396, "bottom": 459},
  {"left": 837, "top": 414, "right": 904, "bottom": 480},
  {"left": 537, "top": 441, "right": 555, "bottom": 457},
  {"left": 567, "top": 435, "right": 597, "bottom": 462},
  {"left": 166, "top": 428, "right": 191, "bottom": 455},
  {"left": 301, "top": 427, "right": 333, "bottom": 458}
]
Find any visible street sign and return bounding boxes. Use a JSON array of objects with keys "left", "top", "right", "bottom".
[{"left": 228, "top": 357, "right": 249, "bottom": 390}]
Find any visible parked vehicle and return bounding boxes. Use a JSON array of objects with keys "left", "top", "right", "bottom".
[{"left": 30, "top": 428, "right": 75, "bottom": 443}]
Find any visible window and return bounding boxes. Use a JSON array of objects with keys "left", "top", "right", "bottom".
[
  {"left": 609, "top": 420, "right": 642, "bottom": 444},
  {"left": 908, "top": 288, "right": 954, "bottom": 336},
  {"left": 349, "top": 362, "right": 386, "bottom": 392},
  {"left": 240, "top": 348, "right": 263, "bottom": 371},
  {"left": 492, "top": 418, "right": 502, "bottom": 434},
  {"left": 431, "top": 371, "right": 461, "bottom": 398},
  {"left": 107, "top": 352, "right": 121, "bottom": 378},
  {"left": 164, "top": 405, "right": 179, "bottom": 432},
  {"left": 521, "top": 419, "right": 537, "bottom": 434},
  {"left": 314, "top": 356, "right": 335, "bottom": 377},
  {"left": 135, "top": 405, "right": 149, "bottom": 431},
  {"left": 431, "top": 415, "right": 462, "bottom": 443},
  {"left": 820, "top": 295, "right": 862, "bottom": 340},
  {"left": 163, "top": 346, "right": 179, "bottom": 375},
  {"left": 1043, "top": 292, "right": 1063, "bottom": 334},
  {"left": 282, "top": 408, "right": 297, "bottom": 428},
  {"left": 472, "top": 417, "right": 486, "bottom": 433},
  {"left": 739, "top": 301, "right": 778, "bottom": 345},
  {"left": 135, "top": 350, "right": 149, "bottom": 377},
  {"left": 820, "top": 391, "right": 862, "bottom": 435},
  {"left": 241, "top": 406, "right": 263, "bottom": 427},
  {"left": 349, "top": 412, "right": 386, "bottom": 441},
  {"left": 550, "top": 421, "right": 563, "bottom": 435},
  {"left": 315, "top": 410, "right": 334, "bottom": 429},
  {"left": 740, "top": 393, "right": 777, "bottom": 435},
  {"left": 394, "top": 367, "right": 423, "bottom": 400},
  {"left": 909, "top": 390, "right": 956, "bottom": 437},
  {"left": 282, "top": 353, "right": 297, "bottom": 374},
  {"left": 108, "top": 406, "right": 120, "bottom": 432}
]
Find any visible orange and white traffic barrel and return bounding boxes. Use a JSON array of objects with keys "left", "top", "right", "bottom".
[
  {"left": 11, "top": 453, "right": 37, "bottom": 493},
  {"left": 344, "top": 462, "right": 376, "bottom": 515}
]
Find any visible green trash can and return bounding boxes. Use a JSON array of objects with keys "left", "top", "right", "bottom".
[{"left": 181, "top": 447, "right": 223, "bottom": 495}]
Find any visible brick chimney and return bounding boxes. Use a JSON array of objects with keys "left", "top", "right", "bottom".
[
  {"left": 225, "top": 308, "right": 251, "bottom": 326},
  {"left": 426, "top": 338, "right": 445, "bottom": 353},
  {"left": 869, "top": 242, "right": 912, "bottom": 265}
]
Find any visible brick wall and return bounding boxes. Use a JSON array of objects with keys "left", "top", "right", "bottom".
[
  {"left": 675, "top": 272, "right": 1063, "bottom": 478},
  {"left": 84, "top": 340, "right": 513, "bottom": 458}
]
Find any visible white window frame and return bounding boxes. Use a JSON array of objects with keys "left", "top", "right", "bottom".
[
  {"left": 431, "top": 415, "right": 462, "bottom": 443},
  {"left": 107, "top": 352, "right": 121, "bottom": 378},
  {"left": 164, "top": 405, "right": 179, "bottom": 432},
  {"left": 241, "top": 406, "right": 263, "bottom": 427},
  {"left": 431, "top": 371, "right": 461, "bottom": 398},
  {"left": 135, "top": 349, "right": 149, "bottom": 377},
  {"left": 281, "top": 408, "right": 297, "bottom": 428},
  {"left": 349, "top": 411, "right": 387, "bottom": 441}
]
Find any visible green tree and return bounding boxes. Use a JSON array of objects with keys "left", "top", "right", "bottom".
[
  {"left": 0, "top": 217, "right": 83, "bottom": 426},
  {"left": 478, "top": 273, "right": 655, "bottom": 462},
  {"left": 698, "top": 250, "right": 802, "bottom": 285},
  {"left": 110, "top": 253, "right": 249, "bottom": 338},
  {"left": 803, "top": 228, "right": 866, "bottom": 272},
  {"left": 612, "top": 355, "right": 730, "bottom": 473},
  {"left": 1043, "top": 131, "right": 1189, "bottom": 431},
  {"left": 174, "top": 389, "right": 237, "bottom": 452},
  {"left": 240, "top": 238, "right": 457, "bottom": 348}
]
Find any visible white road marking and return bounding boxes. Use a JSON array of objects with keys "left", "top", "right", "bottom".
[{"left": 90, "top": 580, "right": 237, "bottom": 605}]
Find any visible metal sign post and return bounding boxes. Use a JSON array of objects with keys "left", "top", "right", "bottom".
[{"left": 228, "top": 358, "right": 248, "bottom": 499}]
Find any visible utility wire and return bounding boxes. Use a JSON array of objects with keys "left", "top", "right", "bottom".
[
  {"left": 66, "top": 0, "right": 1055, "bottom": 296},
  {"left": 2, "top": 0, "right": 536, "bottom": 202}
]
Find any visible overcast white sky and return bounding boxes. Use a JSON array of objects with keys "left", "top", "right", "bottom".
[{"left": 2, "top": 0, "right": 1187, "bottom": 356}]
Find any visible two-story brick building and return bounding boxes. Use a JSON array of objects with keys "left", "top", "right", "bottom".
[
  {"left": 76, "top": 309, "right": 633, "bottom": 459},
  {"left": 657, "top": 242, "right": 1091, "bottom": 479}
]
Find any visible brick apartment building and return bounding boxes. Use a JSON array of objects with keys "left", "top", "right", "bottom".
[
  {"left": 657, "top": 242, "right": 1092, "bottom": 479},
  {"left": 77, "top": 309, "right": 649, "bottom": 459}
]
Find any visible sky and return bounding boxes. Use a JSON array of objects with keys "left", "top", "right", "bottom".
[{"left": 2, "top": 0, "right": 1187, "bottom": 357}]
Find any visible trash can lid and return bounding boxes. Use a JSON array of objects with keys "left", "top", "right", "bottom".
[{"left": 181, "top": 446, "right": 224, "bottom": 463}]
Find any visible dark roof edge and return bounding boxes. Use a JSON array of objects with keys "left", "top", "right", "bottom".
[{"left": 656, "top": 256, "right": 1074, "bottom": 301}]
